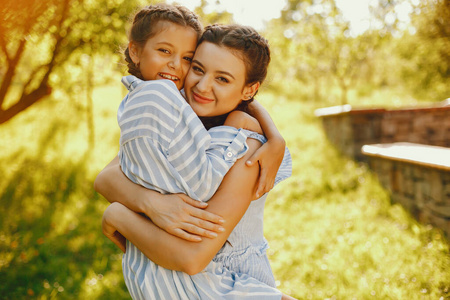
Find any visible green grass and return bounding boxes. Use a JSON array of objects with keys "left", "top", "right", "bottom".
[{"left": 0, "top": 83, "right": 449, "bottom": 299}]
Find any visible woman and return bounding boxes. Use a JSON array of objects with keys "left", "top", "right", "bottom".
[{"left": 96, "top": 8, "right": 294, "bottom": 299}]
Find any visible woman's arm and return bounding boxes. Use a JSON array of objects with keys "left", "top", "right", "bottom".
[
  {"left": 103, "top": 138, "right": 263, "bottom": 275},
  {"left": 95, "top": 156, "right": 226, "bottom": 241},
  {"left": 246, "top": 101, "right": 286, "bottom": 197}
]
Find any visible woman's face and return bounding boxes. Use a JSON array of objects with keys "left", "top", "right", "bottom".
[
  {"left": 184, "top": 42, "right": 256, "bottom": 117},
  {"left": 129, "top": 21, "right": 198, "bottom": 90}
]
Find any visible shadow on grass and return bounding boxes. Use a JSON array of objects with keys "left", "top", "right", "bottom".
[{"left": 0, "top": 124, "right": 128, "bottom": 299}]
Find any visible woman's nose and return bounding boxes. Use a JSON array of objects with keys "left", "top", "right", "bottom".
[{"left": 196, "top": 75, "right": 212, "bottom": 93}]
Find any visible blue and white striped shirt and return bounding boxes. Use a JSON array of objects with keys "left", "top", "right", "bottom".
[{"left": 118, "top": 76, "right": 250, "bottom": 201}]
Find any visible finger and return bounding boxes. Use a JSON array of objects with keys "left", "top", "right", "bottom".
[
  {"left": 190, "top": 208, "right": 225, "bottom": 225},
  {"left": 179, "top": 194, "right": 208, "bottom": 208},
  {"left": 256, "top": 169, "right": 267, "bottom": 199},
  {"left": 189, "top": 216, "right": 225, "bottom": 233},
  {"left": 182, "top": 222, "right": 220, "bottom": 239},
  {"left": 171, "top": 228, "right": 203, "bottom": 242},
  {"left": 246, "top": 148, "right": 262, "bottom": 167}
]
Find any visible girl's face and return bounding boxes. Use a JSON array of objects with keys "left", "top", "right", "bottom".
[
  {"left": 184, "top": 42, "right": 258, "bottom": 117},
  {"left": 129, "top": 21, "right": 198, "bottom": 90}
]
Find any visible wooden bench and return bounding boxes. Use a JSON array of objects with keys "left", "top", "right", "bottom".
[{"left": 361, "top": 142, "right": 450, "bottom": 236}]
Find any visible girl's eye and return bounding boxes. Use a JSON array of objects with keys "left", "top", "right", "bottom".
[
  {"left": 184, "top": 56, "right": 193, "bottom": 62},
  {"left": 158, "top": 48, "right": 170, "bottom": 54}
]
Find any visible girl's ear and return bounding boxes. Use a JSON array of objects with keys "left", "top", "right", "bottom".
[
  {"left": 243, "top": 82, "right": 260, "bottom": 100},
  {"left": 128, "top": 42, "right": 141, "bottom": 64}
]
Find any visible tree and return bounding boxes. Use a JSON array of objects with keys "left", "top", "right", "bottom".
[
  {"left": 0, "top": 0, "right": 144, "bottom": 124},
  {"left": 266, "top": 0, "right": 381, "bottom": 104}
]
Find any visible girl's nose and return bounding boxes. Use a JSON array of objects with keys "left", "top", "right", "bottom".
[{"left": 168, "top": 56, "right": 181, "bottom": 70}]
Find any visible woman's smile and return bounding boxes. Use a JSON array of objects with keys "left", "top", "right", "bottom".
[{"left": 192, "top": 91, "right": 214, "bottom": 104}]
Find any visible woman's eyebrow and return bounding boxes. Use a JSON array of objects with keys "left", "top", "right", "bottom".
[{"left": 193, "top": 60, "right": 235, "bottom": 79}]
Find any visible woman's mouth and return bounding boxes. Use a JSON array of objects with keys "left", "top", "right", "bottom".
[
  {"left": 192, "top": 92, "right": 214, "bottom": 104},
  {"left": 158, "top": 73, "right": 179, "bottom": 82}
]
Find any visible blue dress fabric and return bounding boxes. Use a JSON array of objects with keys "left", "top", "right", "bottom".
[{"left": 117, "top": 76, "right": 292, "bottom": 299}]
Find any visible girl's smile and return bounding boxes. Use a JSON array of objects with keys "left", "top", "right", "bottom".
[{"left": 129, "top": 21, "right": 198, "bottom": 90}]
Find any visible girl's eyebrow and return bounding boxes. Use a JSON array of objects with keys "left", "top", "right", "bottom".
[
  {"left": 156, "top": 42, "right": 195, "bottom": 54},
  {"left": 192, "top": 60, "right": 235, "bottom": 80}
]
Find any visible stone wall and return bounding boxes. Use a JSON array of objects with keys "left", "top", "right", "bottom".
[
  {"left": 362, "top": 143, "right": 450, "bottom": 237},
  {"left": 315, "top": 100, "right": 450, "bottom": 161}
]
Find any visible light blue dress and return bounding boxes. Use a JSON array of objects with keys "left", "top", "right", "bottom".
[{"left": 118, "top": 76, "right": 292, "bottom": 299}]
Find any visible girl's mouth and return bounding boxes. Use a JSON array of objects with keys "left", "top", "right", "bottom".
[{"left": 158, "top": 73, "right": 179, "bottom": 81}]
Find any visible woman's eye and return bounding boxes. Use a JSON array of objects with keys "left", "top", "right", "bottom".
[
  {"left": 217, "top": 77, "right": 229, "bottom": 83},
  {"left": 158, "top": 48, "right": 170, "bottom": 54},
  {"left": 192, "top": 66, "right": 203, "bottom": 73}
]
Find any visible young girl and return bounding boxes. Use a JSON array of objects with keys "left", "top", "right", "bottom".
[{"left": 95, "top": 4, "right": 294, "bottom": 300}]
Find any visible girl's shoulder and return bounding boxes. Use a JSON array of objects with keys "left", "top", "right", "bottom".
[
  {"left": 121, "top": 76, "right": 185, "bottom": 107},
  {"left": 122, "top": 75, "right": 179, "bottom": 94}
]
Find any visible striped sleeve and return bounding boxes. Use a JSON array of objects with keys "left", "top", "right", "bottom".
[
  {"left": 167, "top": 109, "right": 250, "bottom": 201},
  {"left": 118, "top": 75, "right": 250, "bottom": 201}
]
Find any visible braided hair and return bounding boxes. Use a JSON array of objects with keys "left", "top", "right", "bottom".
[{"left": 124, "top": 4, "right": 203, "bottom": 80}]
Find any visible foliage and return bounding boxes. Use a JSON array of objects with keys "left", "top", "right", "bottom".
[
  {"left": 263, "top": 0, "right": 449, "bottom": 105},
  {"left": 265, "top": 0, "right": 384, "bottom": 105},
  {"left": 0, "top": 0, "right": 147, "bottom": 124}
]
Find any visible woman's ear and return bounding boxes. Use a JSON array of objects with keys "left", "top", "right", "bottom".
[
  {"left": 243, "top": 82, "right": 260, "bottom": 100},
  {"left": 128, "top": 42, "right": 140, "bottom": 64}
]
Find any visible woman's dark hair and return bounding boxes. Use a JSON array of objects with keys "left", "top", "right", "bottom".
[
  {"left": 124, "top": 4, "right": 203, "bottom": 80},
  {"left": 199, "top": 24, "right": 271, "bottom": 104},
  {"left": 198, "top": 24, "right": 271, "bottom": 129}
]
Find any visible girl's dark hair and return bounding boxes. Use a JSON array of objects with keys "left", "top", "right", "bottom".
[
  {"left": 124, "top": 4, "right": 203, "bottom": 80},
  {"left": 198, "top": 24, "right": 271, "bottom": 129}
]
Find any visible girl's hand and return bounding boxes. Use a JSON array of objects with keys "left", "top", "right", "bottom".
[
  {"left": 246, "top": 136, "right": 285, "bottom": 198},
  {"left": 145, "top": 193, "right": 226, "bottom": 242},
  {"left": 102, "top": 203, "right": 127, "bottom": 253}
]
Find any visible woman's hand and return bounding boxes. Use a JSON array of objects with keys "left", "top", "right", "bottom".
[
  {"left": 143, "top": 193, "right": 226, "bottom": 242},
  {"left": 95, "top": 157, "right": 226, "bottom": 242},
  {"left": 246, "top": 135, "right": 285, "bottom": 198},
  {"left": 102, "top": 203, "right": 127, "bottom": 253}
]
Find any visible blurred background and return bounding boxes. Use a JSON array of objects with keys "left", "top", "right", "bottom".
[{"left": 0, "top": 0, "right": 449, "bottom": 299}]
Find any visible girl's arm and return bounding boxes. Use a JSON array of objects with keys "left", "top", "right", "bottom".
[
  {"left": 95, "top": 156, "right": 226, "bottom": 242},
  {"left": 246, "top": 100, "right": 286, "bottom": 197},
  {"left": 102, "top": 138, "right": 263, "bottom": 275}
]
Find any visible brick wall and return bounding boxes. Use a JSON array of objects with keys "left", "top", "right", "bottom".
[
  {"left": 315, "top": 101, "right": 450, "bottom": 161},
  {"left": 315, "top": 101, "right": 450, "bottom": 236}
]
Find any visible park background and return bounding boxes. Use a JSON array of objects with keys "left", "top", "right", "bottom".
[{"left": 1, "top": 0, "right": 449, "bottom": 299}]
